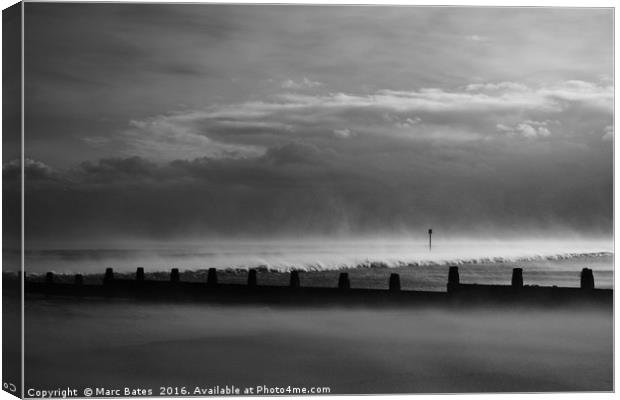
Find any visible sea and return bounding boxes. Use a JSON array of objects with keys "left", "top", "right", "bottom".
[{"left": 11, "top": 237, "right": 614, "bottom": 291}]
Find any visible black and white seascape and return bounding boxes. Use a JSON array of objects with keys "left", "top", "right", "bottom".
[{"left": 6, "top": 4, "right": 613, "bottom": 395}]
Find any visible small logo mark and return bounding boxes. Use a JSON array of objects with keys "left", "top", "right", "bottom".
[{"left": 3, "top": 382, "right": 16, "bottom": 393}]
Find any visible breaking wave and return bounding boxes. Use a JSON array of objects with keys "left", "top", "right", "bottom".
[{"left": 15, "top": 238, "right": 613, "bottom": 276}]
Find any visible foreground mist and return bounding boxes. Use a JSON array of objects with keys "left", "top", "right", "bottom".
[{"left": 25, "top": 298, "right": 612, "bottom": 393}]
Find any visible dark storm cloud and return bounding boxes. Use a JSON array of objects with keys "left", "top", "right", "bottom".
[
  {"left": 24, "top": 5, "right": 613, "bottom": 166},
  {"left": 20, "top": 4, "right": 613, "bottom": 244},
  {"left": 18, "top": 133, "right": 612, "bottom": 242},
  {"left": 3, "top": 159, "right": 59, "bottom": 181},
  {"left": 75, "top": 157, "right": 160, "bottom": 183}
]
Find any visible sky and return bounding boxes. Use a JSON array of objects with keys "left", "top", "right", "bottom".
[{"left": 7, "top": 4, "right": 614, "bottom": 244}]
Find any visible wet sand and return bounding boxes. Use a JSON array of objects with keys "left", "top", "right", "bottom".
[{"left": 23, "top": 297, "right": 612, "bottom": 394}]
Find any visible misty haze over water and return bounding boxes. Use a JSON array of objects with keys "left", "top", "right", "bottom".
[{"left": 19, "top": 237, "right": 611, "bottom": 272}]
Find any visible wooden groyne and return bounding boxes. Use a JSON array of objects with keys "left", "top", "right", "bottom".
[{"left": 10, "top": 267, "right": 612, "bottom": 307}]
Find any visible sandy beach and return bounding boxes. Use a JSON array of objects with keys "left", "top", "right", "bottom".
[{"left": 23, "top": 296, "right": 612, "bottom": 394}]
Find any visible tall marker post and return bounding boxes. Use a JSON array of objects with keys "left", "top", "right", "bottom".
[{"left": 428, "top": 228, "right": 433, "bottom": 251}]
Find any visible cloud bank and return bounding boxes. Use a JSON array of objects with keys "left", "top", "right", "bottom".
[{"left": 18, "top": 5, "right": 612, "bottom": 245}]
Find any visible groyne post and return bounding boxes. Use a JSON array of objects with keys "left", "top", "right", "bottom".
[
  {"left": 389, "top": 273, "right": 401, "bottom": 292},
  {"left": 170, "top": 268, "right": 180, "bottom": 283},
  {"left": 104, "top": 268, "right": 114, "bottom": 284},
  {"left": 44, "top": 272, "right": 54, "bottom": 296},
  {"left": 136, "top": 267, "right": 145, "bottom": 281},
  {"left": 447, "top": 266, "right": 459, "bottom": 293},
  {"left": 511, "top": 268, "right": 523, "bottom": 290},
  {"left": 290, "top": 270, "right": 300, "bottom": 288},
  {"left": 338, "top": 273, "right": 350, "bottom": 290},
  {"left": 207, "top": 268, "right": 218, "bottom": 287},
  {"left": 248, "top": 269, "right": 257, "bottom": 287},
  {"left": 74, "top": 274, "right": 83, "bottom": 286},
  {"left": 580, "top": 268, "right": 594, "bottom": 290}
]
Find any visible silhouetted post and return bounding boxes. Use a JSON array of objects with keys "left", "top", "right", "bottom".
[
  {"left": 136, "top": 267, "right": 145, "bottom": 281},
  {"left": 74, "top": 274, "right": 83, "bottom": 286},
  {"left": 104, "top": 268, "right": 114, "bottom": 284},
  {"left": 289, "top": 270, "right": 300, "bottom": 289},
  {"left": 447, "top": 266, "right": 459, "bottom": 292},
  {"left": 170, "top": 268, "right": 180, "bottom": 283},
  {"left": 511, "top": 268, "right": 523, "bottom": 290},
  {"left": 207, "top": 268, "right": 218, "bottom": 287},
  {"left": 389, "top": 273, "right": 401, "bottom": 292},
  {"left": 580, "top": 268, "right": 594, "bottom": 290},
  {"left": 428, "top": 228, "right": 433, "bottom": 251},
  {"left": 43, "top": 272, "right": 54, "bottom": 296},
  {"left": 338, "top": 273, "right": 350, "bottom": 290},
  {"left": 248, "top": 269, "right": 257, "bottom": 288}
]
